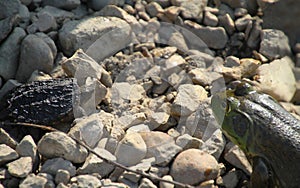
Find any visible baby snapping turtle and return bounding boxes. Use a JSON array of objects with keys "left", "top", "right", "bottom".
[{"left": 0, "top": 78, "right": 79, "bottom": 125}]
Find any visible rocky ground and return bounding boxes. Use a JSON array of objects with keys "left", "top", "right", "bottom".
[{"left": 0, "top": 0, "right": 300, "bottom": 188}]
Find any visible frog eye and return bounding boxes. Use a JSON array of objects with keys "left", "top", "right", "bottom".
[{"left": 231, "top": 112, "right": 251, "bottom": 137}]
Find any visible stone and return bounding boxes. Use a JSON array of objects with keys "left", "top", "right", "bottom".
[
  {"left": 148, "top": 111, "right": 170, "bottom": 130},
  {"left": 159, "top": 175, "right": 174, "bottom": 188},
  {"left": 55, "top": 169, "right": 70, "bottom": 185},
  {"left": 0, "top": 0, "right": 21, "bottom": 20},
  {"left": 0, "top": 144, "right": 19, "bottom": 165},
  {"left": 200, "top": 129, "right": 226, "bottom": 160},
  {"left": 59, "top": 16, "right": 131, "bottom": 59},
  {"left": 0, "top": 128, "right": 18, "bottom": 149},
  {"left": 140, "top": 131, "right": 182, "bottom": 165},
  {"left": 246, "top": 18, "right": 262, "bottom": 49},
  {"left": 235, "top": 14, "right": 252, "bottom": 31},
  {"left": 170, "top": 149, "right": 220, "bottom": 185},
  {"left": 185, "top": 22, "right": 228, "bottom": 49},
  {"left": 16, "top": 33, "right": 57, "bottom": 81},
  {"left": 36, "top": 12, "right": 57, "bottom": 32},
  {"left": 0, "top": 79, "right": 21, "bottom": 101},
  {"left": 87, "top": 0, "right": 125, "bottom": 11},
  {"left": 259, "top": 29, "right": 291, "bottom": 60},
  {"left": 70, "top": 175, "right": 101, "bottom": 188},
  {"left": 20, "top": 0, "right": 32, "bottom": 6},
  {"left": 38, "top": 6, "right": 74, "bottom": 24},
  {"left": 15, "top": 135, "right": 37, "bottom": 164},
  {"left": 116, "top": 113, "right": 147, "bottom": 130},
  {"left": 97, "top": 5, "right": 141, "bottom": 33},
  {"left": 77, "top": 148, "right": 116, "bottom": 177},
  {"left": 41, "top": 158, "right": 76, "bottom": 177},
  {"left": 171, "top": 84, "right": 208, "bottom": 116},
  {"left": 0, "top": 15, "right": 20, "bottom": 44},
  {"left": 0, "top": 27, "right": 26, "bottom": 80},
  {"left": 222, "top": 169, "right": 241, "bottom": 188},
  {"left": 69, "top": 113, "right": 105, "bottom": 148},
  {"left": 42, "top": 0, "right": 80, "bottom": 10},
  {"left": 254, "top": 56, "right": 296, "bottom": 102},
  {"left": 189, "top": 68, "right": 223, "bottom": 87},
  {"left": 62, "top": 49, "right": 112, "bottom": 87},
  {"left": 121, "top": 158, "right": 153, "bottom": 183},
  {"left": 115, "top": 132, "right": 147, "bottom": 166},
  {"left": 175, "top": 134, "right": 204, "bottom": 150},
  {"left": 203, "top": 11, "right": 218, "bottom": 27},
  {"left": 139, "top": 178, "right": 157, "bottom": 188},
  {"left": 127, "top": 124, "right": 151, "bottom": 134},
  {"left": 19, "top": 174, "right": 54, "bottom": 188},
  {"left": 146, "top": 2, "right": 164, "bottom": 17},
  {"left": 218, "top": 14, "right": 235, "bottom": 35},
  {"left": 224, "top": 143, "right": 252, "bottom": 176},
  {"left": 171, "top": 0, "right": 207, "bottom": 21},
  {"left": 7, "top": 157, "right": 32, "bottom": 178},
  {"left": 224, "top": 56, "right": 240, "bottom": 67},
  {"left": 37, "top": 132, "right": 88, "bottom": 163}
]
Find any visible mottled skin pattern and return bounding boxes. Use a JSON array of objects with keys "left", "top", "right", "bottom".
[
  {"left": 0, "top": 78, "right": 79, "bottom": 125},
  {"left": 211, "top": 83, "right": 300, "bottom": 188}
]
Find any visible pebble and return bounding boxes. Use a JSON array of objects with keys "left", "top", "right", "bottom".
[
  {"left": 170, "top": 149, "right": 220, "bottom": 185},
  {"left": 37, "top": 132, "right": 88, "bottom": 163},
  {"left": 0, "top": 0, "right": 21, "bottom": 20},
  {"left": 200, "top": 129, "right": 226, "bottom": 160},
  {"left": 70, "top": 174, "right": 101, "bottom": 188},
  {"left": 36, "top": 12, "right": 57, "bottom": 32},
  {"left": 175, "top": 134, "right": 204, "bottom": 150},
  {"left": 140, "top": 131, "right": 182, "bottom": 166},
  {"left": 259, "top": 29, "right": 291, "bottom": 60},
  {"left": 55, "top": 169, "right": 70, "bottom": 185},
  {"left": 224, "top": 143, "right": 252, "bottom": 176},
  {"left": 146, "top": 2, "right": 164, "bottom": 17},
  {"left": 7, "top": 157, "right": 32, "bottom": 178},
  {"left": 172, "top": 0, "right": 207, "bottom": 21},
  {"left": 0, "top": 144, "right": 19, "bottom": 166},
  {"left": 0, "top": 15, "right": 20, "bottom": 44},
  {"left": 0, "top": 27, "right": 26, "bottom": 80},
  {"left": 159, "top": 175, "right": 174, "bottom": 188},
  {"left": 235, "top": 14, "right": 252, "bottom": 31},
  {"left": 203, "top": 11, "right": 218, "bottom": 27},
  {"left": 171, "top": 84, "right": 208, "bottom": 116},
  {"left": 115, "top": 132, "right": 147, "bottom": 166},
  {"left": 0, "top": 128, "right": 18, "bottom": 149},
  {"left": 42, "top": 0, "right": 81, "bottom": 10},
  {"left": 38, "top": 6, "right": 74, "bottom": 24},
  {"left": 116, "top": 113, "right": 147, "bottom": 130},
  {"left": 16, "top": 33, "right": 57, "bottom": 81},
  {"left": 40, "top": 157, "right": 76, "bottom": 177},
  {"left": 15, "top": 135, "right": 37, "bottom": 161},
  {"left": 19, "top": 173, "right": 55, "bottom": 188},
  {"left": 189, "top": 68, "right": 223, "bottom": 86},
  {"left": 69, "top": 113, "right": 105, "bottom": 148},
  {"left": 254, "top": 56, "right": 296, "bottom": 102},
  {"left": 139, "top": 178, "right": 157, "bottom": 188},
  {"left": 221, "top": 169, "right": 241, "bottom": 188}
]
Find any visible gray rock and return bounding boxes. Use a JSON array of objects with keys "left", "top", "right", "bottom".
[
  {"left": 171, "top": 84, "right": 208, "bottom": 116},
  {"left": 69, "top": 113, "right": 105, "bottom": 148},
  {"left": 122, "top": 158, "right": 153, "bottom": 183},
  {"left": 139, "top": 178, "right": 157, "bottom": 188},
  {"left": 18, "top": 4, "right": 30, "bottom": 23},
  {"left": 235, "top": 14, "right": 252, "bottom": 31},
  {"left": 146, "top": 2, "right": 164, "bottom": 17},
  {"left": 87, "top": 0, "right": 125, "bottom": 11},
  {"left": 171, "top": 0, "right": 207, "bottom": 21},
  {"left": 41, "top": 158, "right": 76, "bottom": 177},
  {"left": 189, "top": 68, "right": 223, "bottom": 87},
  {"left": 175, "top": 134, "right": 204, "bottom": 150},
  {"left": 0, "top": 0, "right": 21, "bottom": 20},
  {"left": 38, "top": 6, "right": 74, "bottom": 24},
  {"left": 224, "top": 56, "right": 240, "bottom": 67},
  {"left": 0, "top": 27, "right": 26, "bottom": 80},
  {"left": 42, "top": 0, "right": 80, "bottom": 10},
  {"left": 218, "top": 14, "right": 235, "bottom": 35},
  {"left": 159, "top": 175, "right": 174, "bottom": 188},
  {"left": 62, "top": 49, "right": 112, "bottom": 87},
  {"left": 246, "top": 18, "right": 262, "bottom": 49},
  {"left": 0, "top": 15, "right": 20, "bottom": 43},
  {"left": 16, "top": 33, "right": 57, "bottom": 81},
  {"left": 59, "top": 16, "right": 131, "bottom": 58},
  {"left": 222, "top": 169, "right": 241, "bottom": 188},
  {"left": 77, "top": 148, "right": 116, "bottom": 177},
  {"left": 37, "top": 132, "right": 88, "bottom": 163},
  {"left": 15, "top": 135, "right": 37, "bottom": 160},
  {"left": 20, "top": 0, "right": 32, "bottom": 6},
  {"left": 7, "top": 157, "right": 32, "bottom": 178},
  {"left": 115, "top": 132, "right": 147, "bottom": 166},
  {"left": 0, "top": 128, "right": 18, "bottom": 149},
  {"left": 148, "top": 111, "right": 170, "bottom": 130},
  {"left": 224, "top": 143, "right": 252, "bottom": 176},
  {"left": 203, "top": 11, "right": 218, "bottom": 27},
  {"left": 254, "top": 56, "right": 296, "bottom": 102},
  {"left": 116, "top": 112, "right": 147, "bottom": 130},
  {"left": 200, "top": 129, "right": 226, "bottom": 160},
  {"left": 170, "top": 149, "right": 220, "bottom": 185},
  {"left": 36, "top": 12, "right": 57, "bottom": 32},
  {"left": 0, "top": 144, "right": 19, "bottom": 165},
  {"left": 19, "top": 173, "right": 55, "bottom": 188},
  {"left": 259, "top": 29, "right": 291, "bottom": 60},
  {"left": 140, "top": 131, "right": 182, "bottom": 166},
  {"left": 70, "top": 174, "right": 101, "bottom": 188},
  {"left": 186, "top": 22, "right": 228, "bottom": 49},
  {"left": 126, "top": 124, "right": 151, "bottom": 134},
  {"left": 55, "top": 169, "right": 70, "bottom": 185}
]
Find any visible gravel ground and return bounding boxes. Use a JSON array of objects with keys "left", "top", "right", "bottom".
[{"left": 0, "top": 0, "right": 300, "bottom": 188}]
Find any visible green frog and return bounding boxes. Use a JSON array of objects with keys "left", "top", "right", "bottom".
[{"left": 211, "top": 82, "right": 300, "bottom": 188}]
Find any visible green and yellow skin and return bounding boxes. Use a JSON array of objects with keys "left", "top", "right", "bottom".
[{"left": 211, "top": 82, "right": 300, "bottom": 188}]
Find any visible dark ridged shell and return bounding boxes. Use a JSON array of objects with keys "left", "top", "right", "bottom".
[{"left": 0, "top": 78, "right": 79, "bottom": 125}]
